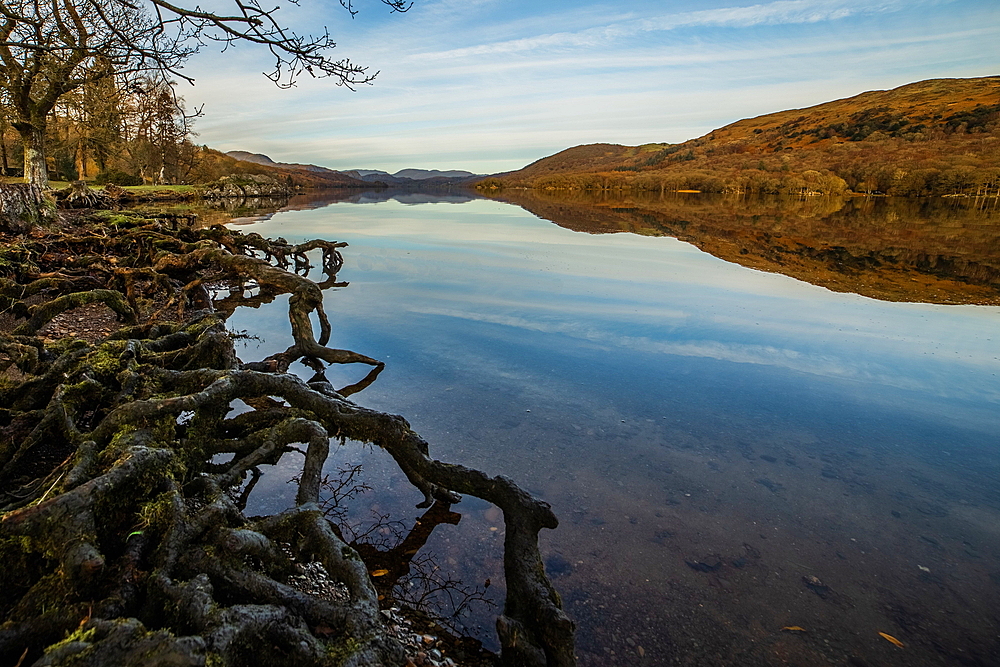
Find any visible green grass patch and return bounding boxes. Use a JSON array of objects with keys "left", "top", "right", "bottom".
[
  {"left": 121, "top": 184, "right": 200, "bottom": 193},
  {"left": 1, "top": 178, "right": 203, "bottom": 192}
]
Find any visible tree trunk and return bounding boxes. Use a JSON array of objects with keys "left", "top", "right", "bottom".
[
  {"left": 76, "top": 140, "right": 88, "bottom": 180},
  {"left": 0, "top": 182, "right": 52, "bottom": 233},
  {"left": 15, "top": 121, "right": 49, "bottom": 188},
  {"left": 0, "top": 119, "right": 9, "bottom": 175},
  {"left": 1, "top": 135, "right": 9, "bottom": 175}
]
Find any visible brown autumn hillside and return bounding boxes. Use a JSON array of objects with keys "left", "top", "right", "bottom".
[
  {"left": 484, "top": 76, "right": 1000, "bottom": 197},
  {"left": 186, "top": 147, "right": 367, "bottom": 188},
  {"left": 495, "top": 188, "right": 1000, "bottom": 305}
]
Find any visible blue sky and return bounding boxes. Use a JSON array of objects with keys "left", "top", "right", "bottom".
[{"left": 183, "top": 0, "right": 1000, "bottom": 173}]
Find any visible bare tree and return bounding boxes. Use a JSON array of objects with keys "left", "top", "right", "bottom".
[{"left": 0, "top": 0, "right": 409, "bottom": 187}]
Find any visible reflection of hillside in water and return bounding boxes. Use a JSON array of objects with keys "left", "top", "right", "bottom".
[
  {"left": 190, "top": 189, "right": 484, "bottom": 226},
  {"left": 498, "top": 190, "right": 1000, "bottom": 305}
]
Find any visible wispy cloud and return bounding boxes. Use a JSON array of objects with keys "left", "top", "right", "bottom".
[
  {"left": 412, "top": 0, "right": 937, "bottom": 59},
  {"left": 186, "top": 0, "right": 994, "bottom": 172}
]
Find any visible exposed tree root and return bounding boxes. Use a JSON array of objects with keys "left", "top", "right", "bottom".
[
  {"left": 0, "top": 210, "right": 575, "bottom": 666},
  {"left": 52, "top": 182, "right": 113, "bottom": 210}
]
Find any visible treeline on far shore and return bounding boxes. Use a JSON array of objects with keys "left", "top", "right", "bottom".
[
  {"left": 479, "top": 154, "right": 1000, "bottom": 198},
  {"left": 477, "top": 168, "right": 853, "bottom": 196},
  {"left": 477, "top": 164, "right": 1000, "bottom": 197}
]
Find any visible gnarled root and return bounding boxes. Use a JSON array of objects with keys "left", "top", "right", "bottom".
[
  {"left": 0, "top": 211, "right": 574, "bottom": 666},
  {"left": 53, "top": 181, "right": 113, "bottom": 210}
]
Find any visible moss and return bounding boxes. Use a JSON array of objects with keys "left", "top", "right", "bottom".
[
  {"left": 138, "top": 491, "right": 179, "bottom": 531},
  {"left": 0, "top": 536, "right": 48, "bottom": 616},
  {"left": 8, "top": 573, "right": 75, "bottom": 620},
  {"left": 88, "top": 210, "right": 148, "bottom": 228},
  {"left": 62, "top": 378, "right": 104, "bottom": 403},
  {"left": 0, "top": 534, "right": 42, "bottom": 565},
  {"left": 325, "top": 636, "right": 362, "bottom": 667},
  {"left": 96, "top": 426, "right": 187, "bottom": 531},
  {"left": 123, "top": 185, "right": 199, "bottom": 194},
  {"left": 0, "top": 375, "right": 22, "bottom": 394},
  {"left": 44, "top": 621, "right": 98, "bottom": 655},
  {"left": 102, "top": 416, "right": 174, "bottom": 458},
  {"left": 91, "top": 455, "right": 184, "bottom": 560},
  {"left": 48, "top": 338, "right": 90, "bottom": 356},
  {"left": 86, "top": 341, "right": 128, "bottom": 377},
  {"left": 0, "top": 245, "right": 40, "bottom": 276}
]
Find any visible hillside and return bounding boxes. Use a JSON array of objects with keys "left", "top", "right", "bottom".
[
  {"left": 499, "top": 144, "right": 635, "bottom": 181},
  {"left": 485, "top": 76, "right": 1000, "bottom": 197},
  {"left": 223, "top": 153, "right": 481, "bottom": 186},
  {"left": 221, "top": 151, "right": 368, "bottom": 187}
]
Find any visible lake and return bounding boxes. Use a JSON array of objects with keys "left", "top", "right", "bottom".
[{"left": 214, "top": 190, "right": 1000, "bottom": 666}]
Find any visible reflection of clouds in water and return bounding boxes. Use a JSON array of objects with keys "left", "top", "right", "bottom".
[
  {"left": 235, "top": 199, "right": 1000, "bottom": 409},
  {"left": 338, "top": 270, "right": 1000, "bottom": 402},
  {"left": 410, "top": 307, "right": 930, "bottom": 393}
]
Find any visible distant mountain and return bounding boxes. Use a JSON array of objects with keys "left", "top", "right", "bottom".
[
  {"left": 226, "top": 152, "right": 482, "bottom": 187},
  {"left": 340, "top": 170, "right": 409, "bottom": 185},
  {"left": 347, "top": 169, "right": 392, "bottom": 178},
  {"left": 224, "top": 151, "right": 367, "bottom": 187},
  {"left": 226, "top": 151, "right": 278, "bottom": 166},
  {"left": 485, "top": 76, "right": 1000, "bottom": 197},
  {"left": 392, "top": 169, "right": 479, "bottom": 180},
  {"left": 341, "top": 168, "right": 482, "bottom": 184}
]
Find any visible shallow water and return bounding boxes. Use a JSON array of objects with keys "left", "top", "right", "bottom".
[{"left": 224, "top": 192, "right": 1000, "bottom": 666}]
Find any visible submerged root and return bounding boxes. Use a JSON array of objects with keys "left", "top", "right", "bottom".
[{"left": 0, "top": 211, "right": 574, "bottom": 666}]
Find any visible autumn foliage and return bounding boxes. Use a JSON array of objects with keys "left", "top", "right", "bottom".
[{"left": 484, "top": 77, "right": 1000, "bottom": 197}]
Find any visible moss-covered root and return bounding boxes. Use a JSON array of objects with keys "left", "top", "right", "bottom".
[
  {"left": 0, "top": 215, "right": 576, "bottom": 666},
  {"left": 31, "top": 618, "right": 205, "bottom": 667},
  {"left": 94, "top": 368, "right": 576, "bottom": 665},
  {"left": 13, "top": 289, "right": 137, "bottom": 336}
]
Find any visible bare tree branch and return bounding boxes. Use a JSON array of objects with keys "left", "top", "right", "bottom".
[{"left": 0, "top": 0, "right": 399, "bottom": 185}]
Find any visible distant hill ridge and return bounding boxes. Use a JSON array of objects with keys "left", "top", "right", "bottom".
[
  {"left": 224, "top": 152, "right": 480, "bottom": 185},
  {"left": 393, "top": 168, "right": 478, "bottom": 180},
  {"left": 485, "top": 76, "right": 1000, "bottom": 197},
  {"left": 222, "top": 151, "right": 366, "bottom": 187}
]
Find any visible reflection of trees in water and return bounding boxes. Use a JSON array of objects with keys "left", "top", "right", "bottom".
[
  {"left": 314, "top": 464, "right": 497, "bottom": 638},
  {"left": 503, "top": 188, "right": 1000, "bottom": 221},
  {"left": 498, "top": 190, "right": 1000, "bottom": 304},
  {"left": 202, "top": 195, "right": 292, "bottom": 212}
]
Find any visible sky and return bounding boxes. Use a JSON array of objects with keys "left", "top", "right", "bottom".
[{"left": 181, "top": 0, "right": 1000, "bottom": 174}]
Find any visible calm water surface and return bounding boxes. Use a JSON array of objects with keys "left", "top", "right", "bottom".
[{"left": 224, "top": 193, "right": 1000, "bottom": 666}]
